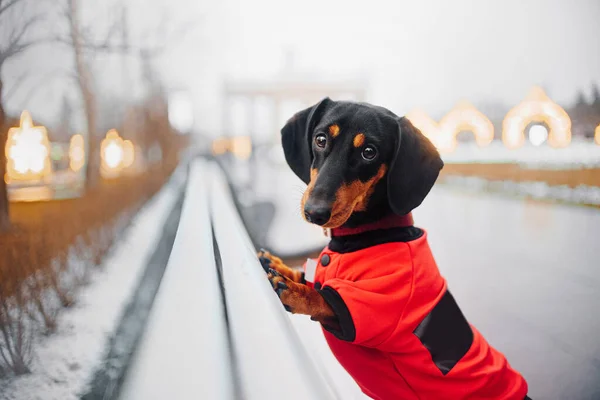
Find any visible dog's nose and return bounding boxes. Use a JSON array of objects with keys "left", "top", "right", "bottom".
[{"left": 304, "top": 203, "right": 332, "bottom": 226}]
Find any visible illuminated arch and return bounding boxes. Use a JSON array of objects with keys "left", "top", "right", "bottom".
[
  {"left": 595, "top": 124, "right": 600, "bottom": 146},
  {"left": 438, "top": 101, "right": 494, "bottom": 152},
  {"left": 406, "top": 108, "right": 457, "bottom": 154},
  {"left": 502, "top": 87, "right": 571, "bottom": 149},
  {"left": 405, "top": 108, "right": 440, "bottom": 142}
]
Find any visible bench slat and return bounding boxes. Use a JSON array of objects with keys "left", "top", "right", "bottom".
[
  {"left": 119, "top": 160, "right": 234, "bottom": 400},
  {"left": 208, "top": 162, "right": 339, "bottom": 400}
]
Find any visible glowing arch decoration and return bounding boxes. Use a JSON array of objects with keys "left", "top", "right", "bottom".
[
  {"left": 5, "top": 111, "right": 52, "bottom": 182},
  {"left": 438, "top": 101, "right": 494, "bottom": 152},
  {"left": 405, "top": 108, "right": 439, "bottom": 141},
  {"left": 405, "top": 108, "right": 446, "bottom": 150},
  {"left": 406, "top": 108, "right": 459, "bottom": 154},
  {"left": 595, "top": 124, "right": 600, "bottom": 146},
  {"left": 502, "top": 86, "right": 571, "bottom": 149},
  {"left": 407, "top": 103, "right": 493, "bottom": 154}
]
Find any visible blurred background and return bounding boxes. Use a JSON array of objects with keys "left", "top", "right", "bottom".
[{"left": 1, "top": 0, "right": 600, "bottom": 399}]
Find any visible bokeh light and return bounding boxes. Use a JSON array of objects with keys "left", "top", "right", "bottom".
[
  {"left": 5, "top": 110, "right": 52, "bottom": 182},
  {"left": 502, "top": 86, "right": 572, "bottom": 149},
  {"left": 123, "top": 140, "right": 135, "bottom": 168},
  {"left": 69, "top": 134, "right": 86, "bottom": 172},
  {"left": 101, "top": 129, "right": 125, "bottom": 177}
]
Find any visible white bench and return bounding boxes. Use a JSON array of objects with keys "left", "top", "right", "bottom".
[{"left": 120, "top": 159, "right": 355, "bottom": 399}]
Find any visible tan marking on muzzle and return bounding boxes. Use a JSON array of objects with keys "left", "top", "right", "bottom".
[
  {"left": 300, "top": 168, "right": 318, "bottom": 222},
  {"left": 353, "top": 133, "right": 365, "bottom": 148},
  {"left": 323, "top": 164, "right": 388, "bottom": 228},
  {"left": 329, "top": 124, "right": 340, "bottom": 137}
]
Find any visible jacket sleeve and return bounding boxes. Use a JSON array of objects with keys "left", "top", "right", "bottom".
[{"left": 320, "top": 269, "right": 413, "bottom": 347}]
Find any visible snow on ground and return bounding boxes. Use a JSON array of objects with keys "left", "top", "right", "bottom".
[
  {"left": 0, "top": 167, "right": 186, "bottom": 400},
  {"left": 441, "top": 176, "right": 600, "bottom": 206},
  {"left": 442, "top": 140, "right": 600, "bottom": 169}
]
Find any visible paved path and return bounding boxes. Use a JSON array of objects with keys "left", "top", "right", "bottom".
[{"left": 414, "top": 186, "right": 600, "bottom": 400}]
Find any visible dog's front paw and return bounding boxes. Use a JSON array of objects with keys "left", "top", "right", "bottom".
[
  {"left": 268, "top": 271, "right": 293, "bottom": 312},
  {"left": 257, "top": 248, "right": 277, "bottom": 273},
  {"left": 258, "top": 248, "right": 303, "bottom": 283},
  {"left": 267, "top": 271, "right": 300, "bottom": 313},
  {"left": 267, "top": 270, "right": 333, "bottom": 320}
]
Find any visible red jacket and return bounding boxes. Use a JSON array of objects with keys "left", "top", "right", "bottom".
[{"left": 304, "top": 229, "right": 528, "bottom": 400}]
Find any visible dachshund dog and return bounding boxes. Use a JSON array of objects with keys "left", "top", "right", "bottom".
[{"left": 258, "top": 98, "right": 529, "bottom": 400}]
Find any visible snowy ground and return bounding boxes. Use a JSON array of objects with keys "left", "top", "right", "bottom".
[
  {"left": 440, "top": 176, "right": 600, "bottom": 206},
  {"left": 0, "top": 167, "right": 186, "bottom": 400},
  {"left": 441, "top": 140, "right": 600, "bottom": 169}
]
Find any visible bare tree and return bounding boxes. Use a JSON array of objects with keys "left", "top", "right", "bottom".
[
  {"left": 59, "top": 0, "right": 193, "bottom": 188},
  {"left": 65, "top": 0, "right": 100, "bottom": 187},
  {"left": 0, "top": 0, "right": 45, "bottom": 231}
]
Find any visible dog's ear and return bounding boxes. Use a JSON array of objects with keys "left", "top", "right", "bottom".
[
  {"left": 387, "top": 117, "right": 444, "bottom": 215},
  {"left": 281, "top": 97, "right": 332, "bottom": 184}
]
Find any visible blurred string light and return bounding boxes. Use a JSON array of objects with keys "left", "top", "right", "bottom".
[
  {"left": 595, "top": 124, "right": 600, "bottom": 146},
  {"left": 123, "top": 140, "right": 135, "bottom": 168},
  {"left": 212, "top": 137, "right": 229, "bottom": 155},
  {"left": 211, "top": 136, "right": 252, "bottom": 160},
  {"left": 69, "top": 134, "right": 86, "bottom": 172},
  {"left": 5, "top": 110, "right": 52, "bottom": 182},
  {"left": 502, "top": 86, "right": 571, "bottom": 149},
  {"left": 231, "top": 136, "right": 252, "bottom": 160},
  {"left": 528, "top": 124, "right": 549, "bottom": 147},
  {"left": 101, "top": 129, "right": 125, "bottom": 178}
]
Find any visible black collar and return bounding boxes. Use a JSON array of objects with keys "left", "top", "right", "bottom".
[{"left": 328, "top": 225, "right": 424, "bottom": 254}]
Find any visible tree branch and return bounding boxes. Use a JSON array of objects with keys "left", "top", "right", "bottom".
[
  {"left": 7, "top": 13, "right": 44, "bottom": 45},
  {"left": 0, "top": 0, "right": 23, "bottom": 17},
  {"left": 2, "top": 37, "right": 47, "bottom": 61}
]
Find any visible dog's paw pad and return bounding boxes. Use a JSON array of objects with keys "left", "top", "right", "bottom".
[
  {"left": 275, "top": 281, "right": 288, "bottom": 297},
  {"left": 258, "top": 256, "right": 272, "bottom": 272}
]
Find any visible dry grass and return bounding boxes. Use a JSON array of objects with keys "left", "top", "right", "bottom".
[
  {"left": 0, "top": 161, "right": 177, "bottom": 377},
  {"left": 440, "top": 163, "right": 600, "bottom": 188}
]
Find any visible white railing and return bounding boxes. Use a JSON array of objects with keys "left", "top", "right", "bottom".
[
  {"left": 120, "top": 158, "right": 339, "bottom": 400},
  {"left": 119, "top": 159, "right": 234, "bottom": 400}
]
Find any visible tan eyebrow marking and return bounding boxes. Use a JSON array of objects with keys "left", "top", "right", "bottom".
[
  {"left": 329, "top": 124, "right": 340, "bottom": 137},
  {"left": 353, "top": 133, "right": 365, "bottom": 148}
]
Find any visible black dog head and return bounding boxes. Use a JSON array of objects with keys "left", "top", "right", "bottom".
[{"left": 281, "top": 97, "right": 443, "bottom": 228}]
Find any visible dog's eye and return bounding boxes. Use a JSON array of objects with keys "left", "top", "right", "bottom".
[
  {"left": 314, "top": 134, "right": 327, "bottom": 149},
  {"left": 362, "top": 146, "right": 377, "bottom": 160}
]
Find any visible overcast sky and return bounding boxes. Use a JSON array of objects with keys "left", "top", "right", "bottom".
[{"left": 3, "top": 0, "right": 600, "bottom": 139}]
